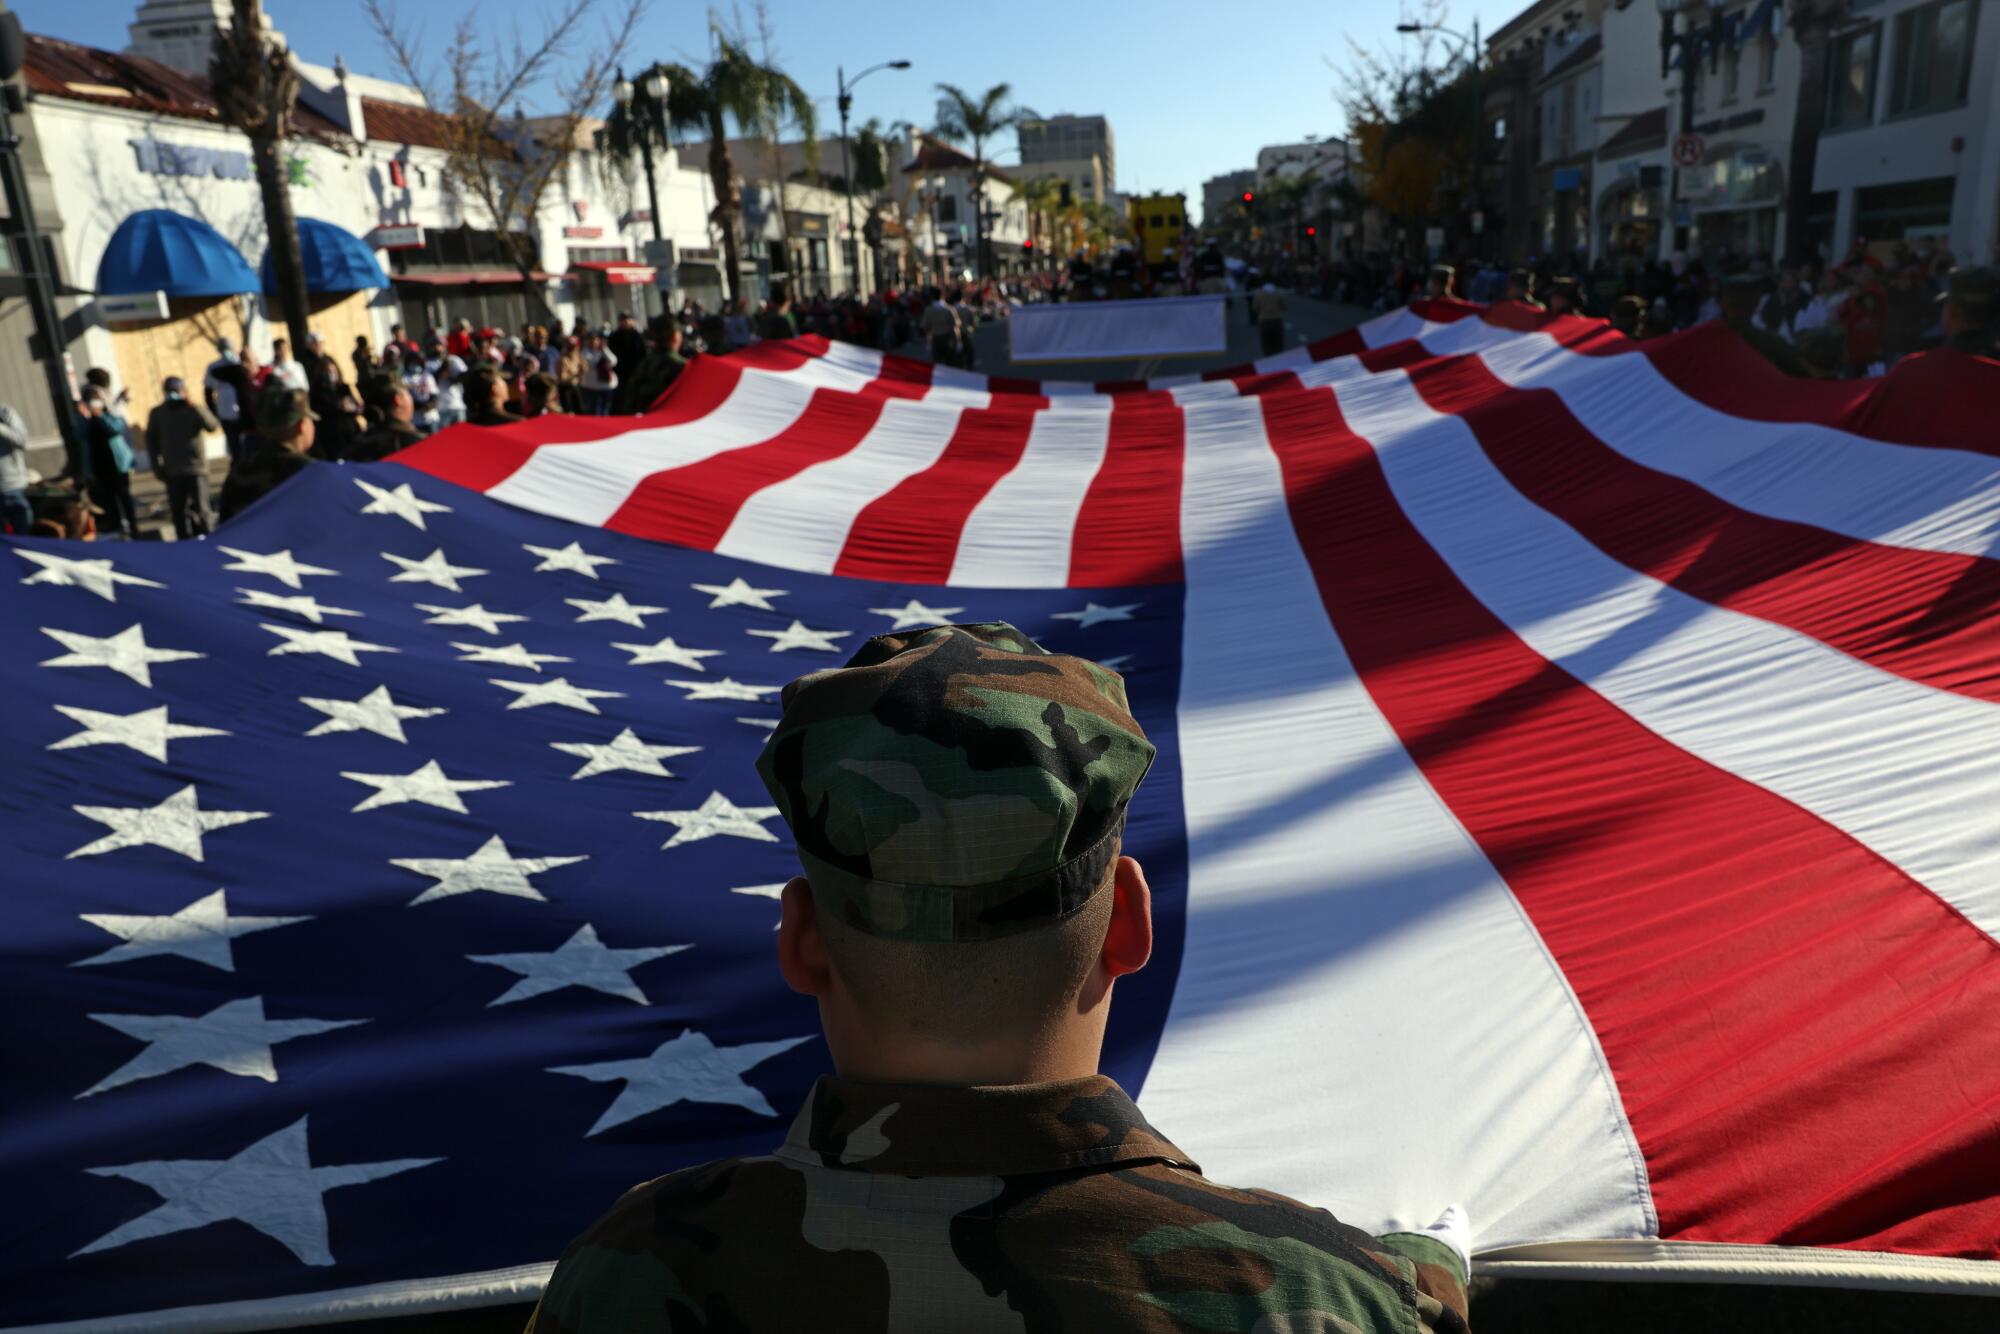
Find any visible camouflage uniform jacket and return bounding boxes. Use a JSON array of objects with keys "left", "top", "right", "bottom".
[{"left": 528, "top": 1074, "right": 1470, "bottom": 1333}]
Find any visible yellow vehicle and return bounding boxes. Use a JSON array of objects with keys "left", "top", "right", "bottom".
[{"left": 1126, "top": 193, "right": 1188, "bottom": 269}]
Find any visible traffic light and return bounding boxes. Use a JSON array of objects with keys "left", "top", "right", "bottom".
[
  {"left": 1022, "top": 238, "right": 1034, "bottom": 253},
  {"left": 1305, "top": 225, "right": 1317, "bottom": 237},
  {"left": 1242, "top": 190, "right": 1254, "bottom": 204}
]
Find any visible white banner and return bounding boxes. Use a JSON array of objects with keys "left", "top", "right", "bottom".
[{"left": 1007, "top": 294, "right": 1227, "bottom": 363}]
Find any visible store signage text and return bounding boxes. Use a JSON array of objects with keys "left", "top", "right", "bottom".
[{"left": 130, "top": 138, "right": 251, "bottom": 181}]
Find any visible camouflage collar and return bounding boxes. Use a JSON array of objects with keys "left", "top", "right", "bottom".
[{"left": 777, "top": 1074, "right": 1200, "bottom": 1179}]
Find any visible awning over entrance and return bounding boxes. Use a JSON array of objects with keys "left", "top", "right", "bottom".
[
  {"left": 389, "top": 270, "right": 553, "bottom": 286},
  {"left": 97, "top": 208, "right": 258, "bottom": 298},
  {"left": 262, "top": 217, "right": 389, "bottom": 294},
  {"left": 570, "top": 260, "right": 657, "bottom": 285}
]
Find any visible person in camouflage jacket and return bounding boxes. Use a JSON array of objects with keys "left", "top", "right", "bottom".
[{"left": 530, "top": 622, "right": 1471, "bottom": 1333}]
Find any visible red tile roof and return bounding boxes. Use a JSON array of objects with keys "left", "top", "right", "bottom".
[
  {"left": 23, "top": 32, "right": 346, "bottom": 139},
  {"left": 357, "top": 97, "right": 464, "bottom": 153},
  {"left": 902, "top": 133, "right": 1014, "bottom": 183}
]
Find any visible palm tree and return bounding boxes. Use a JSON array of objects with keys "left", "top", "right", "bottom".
[
  {"left": 933, "top": 83, "right": 1019, "bottom": 278},
  {"left": 604, "top": 37, "right": 815, "bottom": 306},
  {"left": 1783, "top": 0, "right": 1851, "bottom": 263},
  {"left": 210, "top": 0, "right": 309, "bottom": 358}
]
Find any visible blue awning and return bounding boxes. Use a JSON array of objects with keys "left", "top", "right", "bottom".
[
  {"left": 96, "top": 209, "right": 260, "bottom": 299},
  {"left": 261, "top": 217, "right": 390, "bottom": 294}
]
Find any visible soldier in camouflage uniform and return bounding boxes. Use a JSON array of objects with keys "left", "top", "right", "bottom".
[{"left": 529, "top": 622, "right": 1472, "bottom": 1333}]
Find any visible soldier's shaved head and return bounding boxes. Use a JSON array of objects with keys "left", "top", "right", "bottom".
[{"left": 817, "top": 864, "right": 1119, "bottom": 1045}]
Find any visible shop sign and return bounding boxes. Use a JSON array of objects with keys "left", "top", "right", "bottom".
[
  {"left": 604, "top": 266, "right": 657, "bottom": 285},
  {"left": 368, "top": 224, "right": 426, "bottom": 250},
  {"left": 129, "top": 138, "right": 251, "bottom": 180},
  {"left": 564, "top": 225, "right": 605, "bottom": 238},
  {"left": 98, "top": 291, "right": 169, "bottom": 321}
]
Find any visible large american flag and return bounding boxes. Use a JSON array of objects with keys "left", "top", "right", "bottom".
[{"left": 4, "top": 299, "right": 1998, "bottom": 1329}]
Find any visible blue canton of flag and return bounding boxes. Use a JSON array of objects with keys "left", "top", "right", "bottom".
[{"left": 0, "top": 463, "right": 1186, "bottom": 1330}]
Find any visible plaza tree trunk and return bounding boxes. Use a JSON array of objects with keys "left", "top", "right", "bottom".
[
  {"left": 250, "top": 137, "right": 311, "bottom": 359},
  {"left": 1784, "top": 2, "right": 1848, "bottom": 263},
  {"left": 707, "top": 105, "right": 745, "bottom": 306}
]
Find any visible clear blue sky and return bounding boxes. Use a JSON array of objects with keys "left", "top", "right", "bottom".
[{"left": 19, "top": 0, "right": 1528, "bottom": 223}]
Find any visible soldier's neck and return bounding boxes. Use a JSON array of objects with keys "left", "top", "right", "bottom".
[{"left": 825, "top": 1019, "right": 1107, "bottom": 1089}]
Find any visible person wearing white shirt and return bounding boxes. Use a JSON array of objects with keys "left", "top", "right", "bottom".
[
  {"left": 426, "top": 347, "right": 469, "bottom": 428},
  {"left": 268, "top": 337, "right": 308, "bottom": 391}
]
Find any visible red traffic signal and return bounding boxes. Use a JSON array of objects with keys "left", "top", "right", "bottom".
[
  {"left": 1306, "top": 225, "right": 1317, "bottom": 237},
  {"left": 1022, "top": 238, "right": 1034, "bottom": 251},
  {"left": 1242, "top": 191, "right": 1254, "bottom": 203}
]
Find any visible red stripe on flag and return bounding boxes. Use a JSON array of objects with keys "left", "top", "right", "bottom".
[
  {"left": 833, "top": 399, "right": 1046, "bottom": 583},
  {"left": 867, "top": 354, "right": 935, "bottom": 399},
  {"left": 1261, "top": 381, "right": 2000, "bottom": 1257},
  {"left": 1404, "top": 354, "right": 2000, "bottom": 704},
  {"left": 602, "top": 388, "right": 888, "bottom": 550},
  {"left": 1067, "top": 392, "right": 1186, "bottom": 586},
  {"left": 728, "top": 334, "right": 829, "bottom": 371}
]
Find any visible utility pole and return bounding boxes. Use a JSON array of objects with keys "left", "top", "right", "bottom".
[{"left": 0, "top": 14, "right": 83, "bottom": 480}]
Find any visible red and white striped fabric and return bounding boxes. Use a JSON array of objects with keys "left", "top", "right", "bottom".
[{"left": 396, "top": 302, "right": 2000, "bottom": 1289}]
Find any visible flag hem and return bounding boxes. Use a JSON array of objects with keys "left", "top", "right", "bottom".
[
  {"left": 0, "top": 1262, "right": 554, "bottom": 1333},
  {"left": 1473, "top": 1241, "right": 2000, "bottom": 1294}
]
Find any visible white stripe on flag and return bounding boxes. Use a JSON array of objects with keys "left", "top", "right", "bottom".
[
  {"left": 714, "top": 398, "right": 972, "bottom": 572},
  {"left": 947, "top": 402, "right": 1110, "bottom": 587},
  {"left": 485, "top": 373, "right": 816, "bottom": 526},
  {"left": 1414, "top": 320, "right": 2000, "bottom": 562},
  {"left": 1139, "top": 393, "right": 1655, "bottom": 1251},
  {"left": 1325, "top": 358, "right": 2000, "bottom": 947}
]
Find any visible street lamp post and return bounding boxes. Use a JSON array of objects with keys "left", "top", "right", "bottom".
[
  {"left": 1657, "top": 1, "right": 1730, "bottom": 255},
  {"left": 1397, "top": 16, "right": 1483, "bottom": 260},
  {"left": 836, "top": 59, "right": 911, "bottom": 294}
]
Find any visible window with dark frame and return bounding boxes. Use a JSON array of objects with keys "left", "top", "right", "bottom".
[
  {"left": 1889, "top": 0, "right": 1978, "bottom": 117},
  {"left": 1825, "top": 22, "right": 1881, "bottom": 130}
]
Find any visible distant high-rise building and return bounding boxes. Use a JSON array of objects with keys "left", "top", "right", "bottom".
[
  {"left": 1017, "top": 114, "right": 1116, "bottom": 211},
  {"left": 127, "top": 0, "right": 272, "bottom": 75}
]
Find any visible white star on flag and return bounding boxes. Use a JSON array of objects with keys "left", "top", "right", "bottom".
[
  {"left": 664, "top": 677, "right": 782, "bottom": 702},
  {"left": 610, "top": 636, "right": 722, "bottom": 670},
  {"left": 40, "top": 623, "right": 204, "bottom": 687},
  {"left": 1051, "top": 601, "right": 1141, "bottom": 629},
  {"left": 354, "top": 477, "right": 452, "bottom": 529},
  {"left": 67, "top": 785, "right": 269, "bottom": 862},
  {"left": 490, "top": 676, "right": 625, "bottom": 714},
  {"left": 14, "top": 548, "right": 165, "bottom": 602},
  {"left": 552, "top": 727, "right": 701, "bottom": 780},
  {"left": 566, "top": 592, "right": 667, "bottom": 627},
  {"left": 1098, "top": 654, "right": 1134, "bottom": 673},
  {"left": 235, "top": 587, "right": 361, "bottom": 624},
  {"left": 219, "top": 546, "right": 337, "bottom": 590},
  {"left": 416, "top": 602, "right": 528, "bottom": 635},
  {"left": 468, "top": 924, "right": 691, "bottom": 1007},
  {"left": 301, "top": 685, "right": 445, "bottom": 743},
  {"left": 80, "top": 996, "right": 366, "bottom": 1098},
  {"left": 453, "top": 641, "right": 571, "bottom": 672},
  {"left": 71, "top": 1117, "right": 441, "bottom": 1266},
  {"left": 49, "top": 704, "right": 227, "bottom": 763},
  {"left": 691, "top": 576, "right": 786, "bottom": 610},
  {"left": 731, "top": 883, "right": 787, "bottom": 929},
  {"left": 340, "top": 759, "right": 511, "bottom": 814},
  {"left": 548, "top": 1030, "right": 813, "bottom": 1135},
  {"left": 634, "top": 790, "right": 781, "bottom": 849},
  {"left": 382, "top": 548, "right": 488, "bottom": 593},
  {"left": 746, "top": 620, "right": 850, "bottom": 653},
  {"left": 390, "top": 834, "right": 588, "bottom": 906},
  {"left": 736, "top": 716, "right": 779, "bottom": 730},
  {"left": 524, "top": 541, "right": 619, "bottom": 578},
  {"left": 261, "top": 622, "right": 400, "bottom": 667},
  {"left": 74, "top": 888, "right": 311, "bottom": 972},
  {"left": 869, "top": 598, "right": 965, "bottom": 631}
]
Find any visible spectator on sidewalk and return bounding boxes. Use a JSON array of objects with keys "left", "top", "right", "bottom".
[
  {"left": 78, "top": 386, "right": 138, "bottom": 540},
  {"left": 0, "top": 400, "right": 31, "bottom": 535},
  {"left": 616, "top": 316, "right": 688, "bottom": 414},
  {"left": 465, "top": 366, "right": 525, "bottom": 426},
  {"left": 352, "top": 380, "right": 424, "bottom": 460},
  {"left": 145, "top": 376, "right": 219, "bottom": 540},
  {"left": 268, "top": 338, "right": 308, "bottom": 392},
  {"left": 522, "top": 372, "right": 563, "bottom": 419},
  {"left": 607, "top": 314, "right": 648, "bottom": 382},
  {"left": 204, "top": 337, "right": 251, "bottom": 461},
  {"left": 580, "top": 332, "right": 618, "bottom": 415}
]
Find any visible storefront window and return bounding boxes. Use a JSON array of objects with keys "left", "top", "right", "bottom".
[
  {"left": 1855, "top": 175, "right": 1957, "bottom": 240},
  {"left": 1759, "top": 33, "right": 1779, "bottom": 90},
  {"left": 1889, "top": 0, "right": 1978, "bottom": 117},
  {"left": 1825, "top": 24, "right": 1880, "bottom": 129}
]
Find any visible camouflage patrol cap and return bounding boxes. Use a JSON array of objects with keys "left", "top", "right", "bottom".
[
  {"left": 1939, "top": 265, "right": 1995, "bottom": 316},
  {"left": 755, "top": 621, "right": 1156, "bottom": 943},
  {"left": 254, "top": 387, "right": 317, "bottom": 438}
]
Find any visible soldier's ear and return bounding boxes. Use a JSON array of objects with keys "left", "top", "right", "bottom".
[
  {"left": 1100, "top": 856, "right": 1152, "bottom": 979},
  {"left": 778, "top": 876, "right": 831, "bottom": 997}
]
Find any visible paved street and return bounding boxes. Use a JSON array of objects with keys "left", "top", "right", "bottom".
[{"left": 944, "top": 294, "right": 1367, "bottom": 383}]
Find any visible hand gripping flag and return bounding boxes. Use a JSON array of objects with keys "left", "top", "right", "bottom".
[{"left": 4, "top": 300, "right": 1999, "bottom": 1329}]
